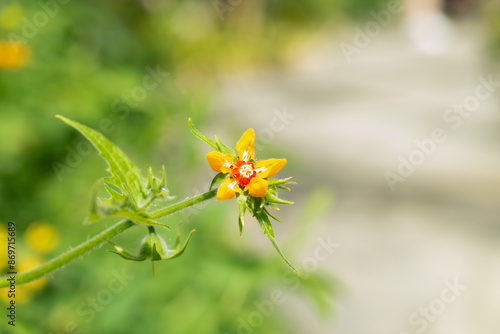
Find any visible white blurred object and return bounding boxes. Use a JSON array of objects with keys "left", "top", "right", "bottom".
[{"left": 406, "top": 10, "right": 454, "bottom": 55}]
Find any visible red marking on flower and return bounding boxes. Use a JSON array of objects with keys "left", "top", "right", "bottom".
[{"left": 230, "top": 160, "right": 257, "bottom": 187}]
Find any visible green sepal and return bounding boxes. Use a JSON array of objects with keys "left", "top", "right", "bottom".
[
  {"left": 254, "top": 210, "right": 299, "bottom": 275},
  {"left": 209, "top": 172, "right": 227, "bottom": 191},
  {"left": 248, "top": 196, "right": 265, "bottom": 213},
  {"left": 139, "top": 226, "right": 168, "bottom": 261},
  {"left": 107, "top": 240, "right": 147, "bottom": 262},
  {"left": 146, "top": 166, "right": 171, "bottom": 202},
  {"left": 263, "top": 207, "right": 282, "bottom": 223},
  {"left": 107, "top": 225, "right": 195, "bottom": 263},
  {"left": 268, "top": 203, "right": 280, "bottom": 210},
  {"left": 164, "top": 228, "right": 196, "bottom": 261},
  {"left": 265, "top": 189, "right": 294, "bottom": 205},
  {"left": 188, "top": 118, "right": 236, "bottom": 156},
  {"left": 237, "top": 193, "right": 248, "bottom": 236},
  {"left": 266, "top": 177, "right": 297, "bottom": 188}
]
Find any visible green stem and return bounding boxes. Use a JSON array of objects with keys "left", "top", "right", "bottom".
[
  {"left": 0, "top": 190, "right": 217, "bottom": 288},
  {"left": 150, "top": 190, "right": 217, "bottom": 219}
]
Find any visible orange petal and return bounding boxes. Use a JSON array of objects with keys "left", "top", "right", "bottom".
[
  {"left": 235, "top": 129, "right": 255, "bottom": 162},
  {"left": 245, "top": 176, "right": 268, "bottom": 198},
  {"left": 217, "top": 179, "right": 240, "bottom": 201},
  {"left": 206, "top": 152, "right": 233, "bottom": 173},
  {"left": 255, "top": 159, "right": 286, "bottom": 179}
]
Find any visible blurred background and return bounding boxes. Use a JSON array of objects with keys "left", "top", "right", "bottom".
[{"left": 1, "top": 0, "right": 500, "bottom": 333}]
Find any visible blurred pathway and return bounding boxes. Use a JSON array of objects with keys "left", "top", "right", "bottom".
[{"left": 213, "top": 19, "right": 500, "bottom": 334}]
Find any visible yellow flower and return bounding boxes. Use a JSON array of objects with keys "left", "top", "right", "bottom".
[
  {"left": 25, "top": 221, "right": 60, "bottom": 253},
  {"left": 0, "top": 254, "right": 47, "bottom": 305},
  {"left": 0, "top": 41, "right": 31, "bottom": 69},
  {"left": 206, "top": 129, "right": 286, "bottom": 201},
  {"left": 0, "top": 224, "right": 7, "bottom": 271}
]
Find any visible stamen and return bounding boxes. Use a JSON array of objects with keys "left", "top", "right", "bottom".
[
  {"left": 241, "top": 150, "right": 249, "bottom": 163},
  {"left": 239, "top": 164, "right": 254, "bottom": 178},
  {"left": 228, "top": 180, "right": 238, "bottom": 190},
  {"left": 254, "top": 166, "right": 266, "bottom": 173}
]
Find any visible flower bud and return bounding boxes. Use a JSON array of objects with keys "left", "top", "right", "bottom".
[{"left": 139, "top": 226, "right": 168, "bottom": 261}]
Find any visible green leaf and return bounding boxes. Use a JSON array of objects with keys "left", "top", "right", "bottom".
[
  {"left": 214, "top": 135, "right": 237, "bottom": 156},
  {"left": 265, "top": 190, "right": 294, "bottom": 205},
  {"left": 255, "top": 211, "right": 299, "bottom": 274},
  {"left": 237, "top": 193, "right": 247, "bottom": 236},
  {"left": 188, "top": 118, "right": 236, "bottom": 156},
  {"left": 188, "top": 118, "right": 218, "bottom": 150},
  {"left": 57, "top": 115, "right": 146, "bottom": 208}
]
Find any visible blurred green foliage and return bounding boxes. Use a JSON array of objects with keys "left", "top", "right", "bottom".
[{"left": 485, "top": 1, "right": 500, "bottom": 60}]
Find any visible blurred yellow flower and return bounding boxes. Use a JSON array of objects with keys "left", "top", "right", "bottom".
[
  {"left": 25, "top": 221, "right": 60, "bottom": 253},
  {"left": 0, "top": 223, "right": 7, "bottom": 271},
  {"left": 18, "top": 255, "right": 47, "bottom": 292},
  {"left": 0, "top": 254, "right": 47, "bottom": 305},
  {"left": 0, "top": 41, "right": 31, "bottom": 69},
  {"left": 0, "top": 3, "right": 24, "bottom": 30}
]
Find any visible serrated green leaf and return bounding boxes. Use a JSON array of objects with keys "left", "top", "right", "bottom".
[
  {"left": 113, "top": 210, "right": 171, "bottom": 229},
  {"left": 57, "top": 115, "right": 146, "bottom": 208},
  {"left": 103, "top": 183, "right": 127, "bottom": 202},
  {"left": 255, "top": 211, "right": 299, "bottom": 274}
]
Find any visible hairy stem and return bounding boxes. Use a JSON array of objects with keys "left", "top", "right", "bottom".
[{"left": 0, "top": 190, "right": 217, "bottom": 288}]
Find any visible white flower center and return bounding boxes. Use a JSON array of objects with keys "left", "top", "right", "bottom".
[{"left": 239, "top": 164, "right": 254, "bottom": 178}]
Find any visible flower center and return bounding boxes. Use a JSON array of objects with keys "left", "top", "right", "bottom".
[
  {"left": 230, "top": 160, "right": 256, "bottom": 187},
  {"left": 239, "top": 164, "right": 254, "bottom": 178}
]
